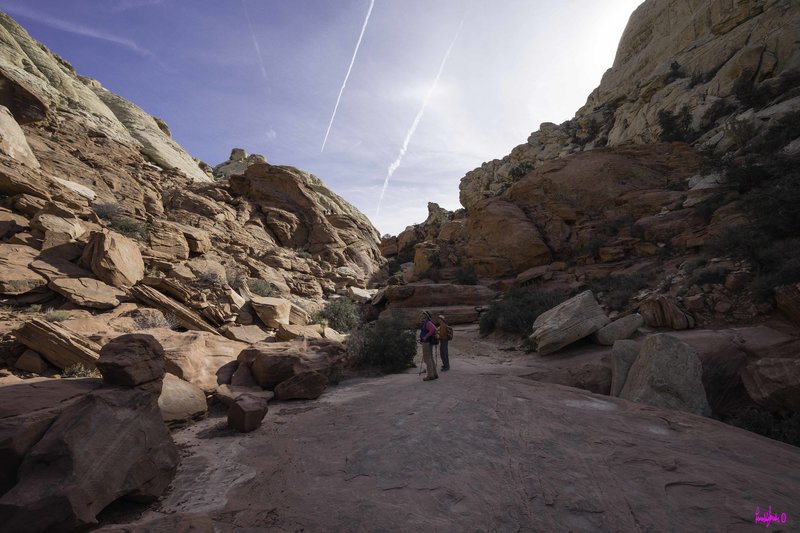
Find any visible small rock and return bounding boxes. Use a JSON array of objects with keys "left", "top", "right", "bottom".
[
  {"left": 14, "top": 350, "right": 49, "bottom": 374},
  {"left": 227, "top": 393, "right": 269, "bottom": 433}
]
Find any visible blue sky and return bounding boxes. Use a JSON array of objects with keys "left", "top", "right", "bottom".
[{"left": 0, "top": 0, "right": 642, "bottom": 235}]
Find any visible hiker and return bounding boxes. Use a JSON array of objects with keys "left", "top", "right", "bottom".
[
  {"left": 419, "top": 310, "right": 439, "bottom": 381},
  {"left": 437, "top": 314, "right": 451, "bottom": 371}
]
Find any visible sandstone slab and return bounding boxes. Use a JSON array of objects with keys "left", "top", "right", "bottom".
[
  {"left": 591, "top": 313, "right": 643, "bottom": 346},
  {"left": 620, "top": 334, "right": 712, "bottom": 417},
  {"left": 0, "top": 244, "right": 46, "bottom": 295},
  {"left": 81, "top": 231, "right": 145, "bottom": 288},
  {"left": 251, "top": 296, "right": 292, "bottom": 328},
  {"left": 742, "top": 358, "right": 800, "bottom": 412},
  {"left": 14, "top": 319, "right": 101, "bottom": 370},
  {"left": 158, "top": 373, "right": 207, "bottom": 426},
  {"left": 48, "top": 277, "right": 125, "bottom": 309},
  {"left": 530, "top": 290, "right": 610, "bottom": 355}
]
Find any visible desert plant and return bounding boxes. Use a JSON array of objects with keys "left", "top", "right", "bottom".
[
  {"left": 92, "top": 201, "right": 120, "bottom": 220},
  {"left": 294, "top": 248, "right": 312, "bottom": 259},
  {"left": 24, "top": 304, "right": 42, "bottom": 314},
  {"left": 315, "top": 297, "right": 361, "bottom": 332},
  {"left": 509, "top": 161, "right": 536, "bottom": 181},
  {"left": 247, "top": 278, "right": 278, "bottom": 297},
  {"left": 197, "top": 270, "right": 222, "bottom": 285},
  {"left": 44, "top": 309, "right": 71, "bottom": 323},
  {"left": 134, "top": 312, "right": 179, "bottom": 330},
  {"left": 61, "top": 363, "right": 101, "bottom": 378},
  {"left": 479, "top": 287, "right": 575, "bottom": 337},
  {"left": 658, "top": 106, "right": 698, "bottom": 143},
  {"left": 108, "top": 216, "right": 149, "bottom": 241},
  {"left": 347, "top": 318, "right": 417, "bottom": 373},
  {"left": 225, "top": 265, "right": 248, "bottom": 289},
  {"left": 589, "top": 272, "right": 653, "bottom": 312}
]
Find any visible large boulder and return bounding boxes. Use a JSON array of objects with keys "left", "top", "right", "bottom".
[
  {"left": 742, "top": 358, "right": 800, "bottom": 412},
  {"left": 0, "top": 105, "right": 38, "bottom": 168},
  {"left": 96, "top": 334, "right": 165, "bottom": 392},
  {"left": 158, "top": 373, "right": 207, "bottom": 426},
  {"left": 81, "top": 231, "right": 145, "bottom": 288},
  {"left": 529, "top": 291, "right": 610, "bottom": 355},
  {"left": 591, "top": 313, "right": 643, "bottom": 346},
  {"left": 48, "top": 277, "right": 126, "bottom": 309},
  {"left": 238, "top": 339, "right": 346, "bottom": 391},
  {"left": 610, "top": 340, "right": 641, "bottom": 397},
  {"left": 143, "top": 329, "right": 247, "bottom": 392},
  {"left": 14, "top": 319, "right": 101, "bottom": 370},
  {"left": 0, "top": 387, "right": 178, "bottom": 532},
  {"left": 274, "top": 371, "right": 328, "bottom": 400},
  {"left": 638, "top": 296, "right": 695, "bottom": 330},
  {"left": 619, "top": 334, "right": 712, "bottom": 417},
  {"left": 250, "top": 296, "right": 292, "bottom": 328},
  {"left": 276, "top": 323, "right": 324, "bottom": 342},
  {"left": 0, "top": 244, "right": 46, "bottom": 295}
]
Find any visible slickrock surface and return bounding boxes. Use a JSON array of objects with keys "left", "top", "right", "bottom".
[{"left": 98, "top": 327, "right": 800, "bottom": 532}]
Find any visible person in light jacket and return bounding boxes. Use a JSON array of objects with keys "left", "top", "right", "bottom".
[{"left": 419, "top": 310, "right": 438, "bottom": 381}]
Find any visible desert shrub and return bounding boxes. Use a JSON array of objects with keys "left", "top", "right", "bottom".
[
  {"left": 727, "top": 407, "right": 800, "bottom": 447},
  {"left": 509, "top": 161, "right": 536, "bottom": 181},
  {"left": 688, "top": 266, "right": 730, "bottom": 287},
  {"left": 665, "top": 60, "right": 686, "bottom": 83},
  {"left": 44, "top": 309, "right": 71, "bottom": 323},
  {"left": 108, "top": 216, "right": 149, "bottom": 241},
  {"left": 347, "top": 318, "right": 417, "bottom": 373},
  {"left": 247, "top": 278, "right": 278, "bottom": 297},
  {"left": 197, "top": 270, "right": 222, "bottom": 285},
  {"left": 315, "top": 297, "right": 361, "bottom": 332},
  {"left": 61, "top": 363, "right": 101, "bottom": 378},
  {"left": 92, "top": 201, "right": 120, "bottom": 220},
  {"left": 455, "top": 265, "right": 478, "bottom": 285},
  {"left": 397, "top": 242, "right": 416, "bottom": 263},
  {"left": 225, "top": 265, "right": 248, "bottom": 289},
  {"left": 749, "top": 111, "right": 800, "bottom": 155},
  {"left": 479, "top": 287, "right": 575, "bottom": 337},
  {"left": 734, "top": 70, "right": 800, "bottom": 109},
  {"left": 693, "top": 195, "right": 727, "bottom": 223},
  {"left": 427, "top": 251, "right": 442, "bottom": 269},
  {"left": 134, "top": 312, "right": 179, "bottom": 330},
  {"left": 700, "top": 99, "right": 737, "bottom": 131},
  {"left": 590, "top": 272, "right": 653, "bottom": 311},
  {"left": 294, "top": 249, "right": 312, "bottom": 259},
  {"left": 24, "top": 304, "right": 42, "bottom": 314},
  {"left": 658, "top": 106, "right": 698, "bottom": 143},
  {"left": 386, "top": 258, "right": 402, "bottom": 276}
]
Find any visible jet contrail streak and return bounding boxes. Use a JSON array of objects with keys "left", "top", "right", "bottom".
[
  {"left": 375, "top": 17, "right": 465, "bottom": 218},
  {"left": 242, "top": 0, "right": 267, "bottom": 81},
  {"left": 320, "top": 0, "right": 375, "bottom": 153}
]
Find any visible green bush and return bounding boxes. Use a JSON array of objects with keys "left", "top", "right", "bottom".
[
  {"left": 589, "top": 272, "right": 653, "bottom": 312},
  {"left": 315, "top": 298, "right": 361, "bottom": 332},
  {"left": 347, "top": 318, "right": 417, "bottom": 373},
  {"left": 509, "top": 161, "right": 536, "bottom": 181},
  {"left": 727, "top": 407, "right": 800, "bottom": 448},
  {"left": 44, "top": 309, "right": 71, "bottom": 323},
  {"left": 248, "top": 278, "right": 278, "bottom": 297},
  {"left": 61, "top": 363, "right": 101, "bottom": 378},
  {"left": 658, "top": 106, "right": 698, "bottom": 143},
  {"left": 108, "top": 216, "right": 149, "bottom": 241},
  {"left": 479, "top": 287, "right": 575, "bottom": 337}
]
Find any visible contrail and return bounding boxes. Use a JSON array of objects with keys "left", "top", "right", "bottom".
[
  {"left": 241, "top": 0, "right": 267, "bottom": 81},
  {"left": 320, "top": 0, "right": 375, "bottom": 153},
  {"left": 375, "top": 17, "right": 465, "bottom": 218}
]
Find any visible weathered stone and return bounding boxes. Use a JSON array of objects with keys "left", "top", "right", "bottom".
[
  {"left": 610, "top": 340, "right": 641, "bottom": 397},
  {"left": 130, "top": 284, "right": 218, "bottom": 334},
  {"left": 28, "top": 255, "right": 92, "bottom": 281},
  {"left": 227, "top": 393, "right": 269, "bottom": 433},
  {"left": 0, "top": 105, "right": 38, "bottom": 168},
  {"left": 346, "top": 286, "right": 374, "bottom": 303},
  {"left": 0, "top": 387, "right": 178, "bottom": 532},
  {"left": 14, "top": 319, "right": 101, "bottom": 370},
  {"left": 239, "top": 339, "right": 346, "bottom": 391},
  {"left": 620, "top": 334, "right": 711, "bottom": 417},
  {"left": 742, "top": 358, "right": 800, "bottom": 412},
  {"left": 14, "top": 350, "right": 48, "bottom": 374},
  {"left": 0, "top": 244, "right": 46, "bottom": 295},
  {"left": 147, "top": 220, "right": 190, "bottom": 260},
  {"left": 289, "top": 302, "right": 310, "bottom": 326},
  {"left": 274, "top": 371, "right": 328, "bottom": 400},
  {"left": 591, "top": 313, "right": 643, "bottom": 346},
  {"left": 48, "top": 277, "right": 125, "bottom": 309},
  {"left": 276, "top": 323, "right": 324, "bottom": 342},
  {"left": 251, "top": 296, "right": 292, "bottom": 328},
  {"left": 158, "top": 373, "right": 207, "bottom": 426},
  {"left": 143, "top": 329, "right": 247, "bottom": 392},
  {"left": 223, "top": 324, "right": 271, "bottom": 344},
  {"left": 530, "top": 291, "right": 610, "bottom": 355},
  {"left": 96, "top": 333, "right": 165, "bottom": 391},
  {"left": 81, "top": 231, "right": 145, "bottom": 288},
  {"left": 30, "top": 211, "right": 84, "bottom": 240},
  {"left": 638, "top": 296, "right": 695, "bottom": 330}
]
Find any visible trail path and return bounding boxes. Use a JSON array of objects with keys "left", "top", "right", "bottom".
[{"left": 102, "top": 326, "right": 800, "bottom": 532}]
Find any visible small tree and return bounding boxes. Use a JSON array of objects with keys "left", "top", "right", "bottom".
[
  {"left": 316, "top": 298, "right": 361, "bottom": 332},
  {"left": 348, "top": 318, "right": 417, "bottom": 373}
]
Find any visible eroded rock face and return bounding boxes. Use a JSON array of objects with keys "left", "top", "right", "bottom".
[{"left": 620, "top": 334, "right": 712, "bottom": 416}]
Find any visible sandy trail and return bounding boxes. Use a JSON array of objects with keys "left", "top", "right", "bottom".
[{"left": 101, "top": 326, "right": 800, "bottom": 532}]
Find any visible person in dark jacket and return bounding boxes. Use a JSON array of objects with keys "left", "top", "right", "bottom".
[
  {"left": 419, "top": 310, "right": 438, "bottom": 381},
  {"left": 437, "top": 314, "right": 450, "bottom": 371}
]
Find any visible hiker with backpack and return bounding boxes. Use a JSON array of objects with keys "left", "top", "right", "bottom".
[
  {"left": 437, "top": 314, "right": 453, "bottom": 371},
  {"left": 419, "top": 310, "right": 439, "bottom": 381}
]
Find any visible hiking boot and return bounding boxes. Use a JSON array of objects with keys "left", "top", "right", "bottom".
[
  {"left": 441, "top": 366, "right": 449, "bottom": 371},
  {"left": 423, "top": 376, "right": 435, "bottom": 381}
]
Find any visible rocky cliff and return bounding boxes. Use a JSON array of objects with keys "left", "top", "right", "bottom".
[{"left": 384, "top": 0, "right": 800, "bottom": 332}]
